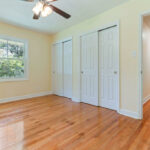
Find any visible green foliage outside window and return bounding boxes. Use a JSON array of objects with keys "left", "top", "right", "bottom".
[{"left": 0, "top": 39, "right": 25, "bottom": 79}]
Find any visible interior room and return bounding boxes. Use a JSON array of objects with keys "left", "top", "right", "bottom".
[{"left": 1, "top": 0, "right": 150, "bottom": 149}]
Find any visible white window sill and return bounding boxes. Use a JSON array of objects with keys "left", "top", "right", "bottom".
[{"left": 0, "top": 78, "right": 29, "bottom": 83}]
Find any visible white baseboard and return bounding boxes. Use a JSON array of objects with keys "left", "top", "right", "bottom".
[
  {"left": 0, "top": 91, "right": 53, "bottom": 104},
  {"left": 119, "top": 109, "right": 140, "bottom": 119},
  {"left": 72, "top": 97, "right": 80, "bottom": 103},
  {"left": 143, "top": 95, "right": 150, "bottom": 104}
]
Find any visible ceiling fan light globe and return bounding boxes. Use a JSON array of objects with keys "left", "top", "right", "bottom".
[
  {"left": 46, "top": 0, "right": 54, "bottom": 2},
  {"left": 32, "top": 2, "right": 43, "bottom": 15},
  {"left": 41, "top": 6, "right": 53, "bottom": 17}
]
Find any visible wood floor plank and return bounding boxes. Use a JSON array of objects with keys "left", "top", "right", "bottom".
[{"left": 0, "top": 95, "right": 150, "bottom": 150}]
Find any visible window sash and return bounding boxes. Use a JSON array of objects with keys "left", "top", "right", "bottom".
[
  {"left": 0, "top": 39, "right": 25, "bottom": 59},
  {"left": 0, "top": 58, "right": 24, "bottom": 61}
]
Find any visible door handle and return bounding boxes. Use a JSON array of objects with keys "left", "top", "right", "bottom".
[
  {"left": 114, "top": 71, "right": 117, "bottom": 74},
  {"left": 81, "top": 71, "right": 84, "bottom": 74}
]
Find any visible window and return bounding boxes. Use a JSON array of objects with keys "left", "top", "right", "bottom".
[{"left": 0, "top": 36, "right": 28, "bottom": 81}]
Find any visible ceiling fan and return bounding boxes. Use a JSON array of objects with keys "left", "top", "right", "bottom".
[{"left": 22, "top": 0, "right": 71, "bottom": 20}]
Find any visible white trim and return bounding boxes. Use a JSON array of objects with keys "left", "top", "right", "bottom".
[
  {"left": 79, "top": 21, "right": 119, "bottom": 37},
  {"left": 72, "top": 97, "right": 80, "bottom": 103},
  {"left": 0, "top": 35, "right": 29, "bottom": 82},
  {"left": 79, "top": 20, "right": 120, "bottom": 112},
  {"left": 0, "top": 91, "right": 53, "bottom": 104},
  {"left": 143, "top": 95, "right": 150, "bottom": 104},
  {"left": 0, "top": 78, "right": 28, "bottom": 83},
  {"left": 138, "top": 10, "right": 150, "bottom": 120},
  {"left": 119, "top": 109, "right": 140, "bottom": 119}
]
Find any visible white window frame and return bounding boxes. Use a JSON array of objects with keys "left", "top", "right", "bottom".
[{"left": 0, "top": 35, "right": 29, "bottom": 82}]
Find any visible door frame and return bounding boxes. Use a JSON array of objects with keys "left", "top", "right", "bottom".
[
  {"left": 79, "top": 21, "right": 120, "bottom": 112},
  {"left": 52, "top": 37, "right": 73, "bottom": 98},
  {"left": 139, "top": 10, "right": 150, "bottom": 120}
]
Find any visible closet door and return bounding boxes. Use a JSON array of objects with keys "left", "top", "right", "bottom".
[
  {"left": 80, "top": 32, "right": 98, "bottom": 106},
  {"left": 52, "top": 43, "right": 63, "bottom": 96},
  {"left": 63, "top": 40, "right": 72, "bottom": 98},
  {"left": 99, "top": 26, "right": 119, "bottom": 110}
]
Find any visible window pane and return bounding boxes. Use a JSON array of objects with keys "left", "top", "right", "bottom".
[
  {"left": 8, "top": 41, "right": 24, "bottom": 58},
  {"left": 0, "top": 59, "right": 24, "bottom": 78},
  {"left": 0, "top": 39, "right": 7, "bottom": 58}
]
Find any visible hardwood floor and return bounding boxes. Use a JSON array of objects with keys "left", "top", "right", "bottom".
[{"left": 0, "top": 95, "right": 150, "bottom": 150}]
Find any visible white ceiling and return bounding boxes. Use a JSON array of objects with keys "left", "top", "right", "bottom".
[{"left": 0, "top": 0, "right": 129, "bottom": 34}]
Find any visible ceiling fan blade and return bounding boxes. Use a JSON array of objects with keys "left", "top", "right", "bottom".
[
  {"left": 21, "top": 0, "right": 34, "bottom": 2},
  {"left": 33, "top": 14, "right": 40, "bottom": 20},
  {"left": 49, "top": 5, "right": 71, "bottom": 19}
]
